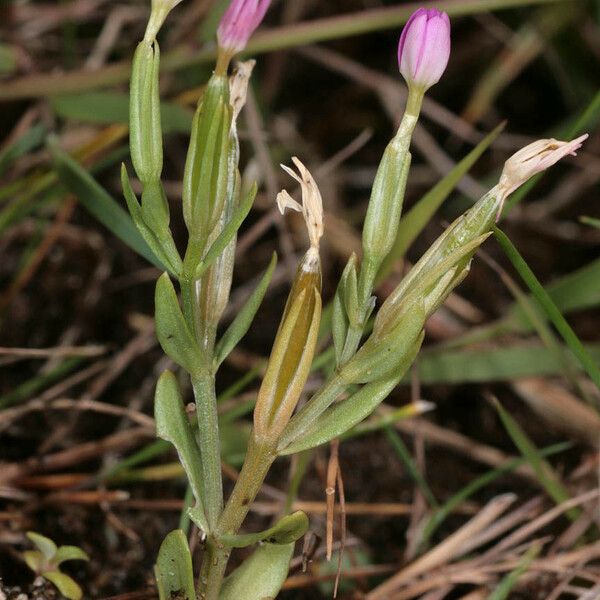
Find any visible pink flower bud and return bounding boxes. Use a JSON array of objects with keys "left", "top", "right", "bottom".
[
  {"left": 397, "top": 8, "right": 451, "bottom": 91},
  {"left": 217, "top": 0, "right": 271, "bottom": 54}
]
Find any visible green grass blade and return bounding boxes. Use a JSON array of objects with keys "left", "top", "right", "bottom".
[
  {"left": 48, "top": 138, "right": 165, "bottom": 269},
  {"left": 494, "top": 226, "right": 600, "bottom": 390},
  {"left": 384, "top": 427, "right": 438, "bottom": 509},
  {"left": 487, "top": 542, "right": 541, "bottom": 600},
  {"left": 51, "top": 92, "right": 192, "bottom": 133},
  {"left": 420, "top": 441, "right": 570, "bottom": 547},
  {"left": 0, "top": 123, "right": 46, "bottom": 177},
  {"left": 415, "top": 342, "right": 600, "bottom": 384},
  {"left": 492, "top": 398, "right": 578, "bottom": 520}
]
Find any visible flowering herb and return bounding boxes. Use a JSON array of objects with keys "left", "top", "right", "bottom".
[{"left": 121, "top": 3, "right": 587, "bottom": 598}]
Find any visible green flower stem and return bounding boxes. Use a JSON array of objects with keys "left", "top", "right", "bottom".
[
  {"left": 198, "top": 437, "right": 277, "bottom": 599},
  {"left": 192, "top": 375, "right": 223, "bottom": 531}
]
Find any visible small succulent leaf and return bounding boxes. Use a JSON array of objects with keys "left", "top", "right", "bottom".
[
  {"left": 26, "top": 532, "right": 57, "bottom": 561},
  {"left": 22, "top": 550, "right": 43, "bottom": 573},
  {"left": 188, "top": 505, "right": 210, "bottom": 533},
  {"left": 341, "top": 304, "right": 425, "bottom": 385},
  {"left": 219, "top": 542, "right": 294, "bottom": 600},
  {"left": 43, "top": 571, "right": 83, "bottom": 600},
  {"left": 221, "top": 511, "right": 309, "bottom": 548},
  {"left": 279, "top": 334, "right": 424, "bottom": 455},
  {"left": 154, "top": 530, "right": 197, "bottom": 600},
  {"left": 155, "top": 274, "right": 204, "bottom": 377},
  {"left": 215, "top": 252, "right": 277, "bottom": 367},
  {"left": 195, "top": 182, "right": 257, "bottom": 280},
  {"left": 155, "top": 371, "right": 207, "bottom": 532},
  {"left": 53, "top": 546, "right": 89, "bottom": 565},
  {"left": 121, "top": 165, "right": 181, "bottom": 276}
]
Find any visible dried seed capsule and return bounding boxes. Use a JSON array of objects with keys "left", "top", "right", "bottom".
[{"left": 254, "top": 158, "right": 324, "bottom": 442}]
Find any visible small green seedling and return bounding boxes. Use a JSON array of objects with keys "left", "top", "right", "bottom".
[{"left": 22, "top": 531, "right": 89, "bottom": 600}]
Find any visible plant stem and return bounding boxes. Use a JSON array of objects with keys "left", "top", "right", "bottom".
[
  {"left": 192, "top": 375, "right": 223, "bottom": 530},
  {"left": 197, "top": 436, "right": 276, "bottom": 599}
]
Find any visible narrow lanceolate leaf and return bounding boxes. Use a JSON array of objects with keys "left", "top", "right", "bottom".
[
  {"left": 154, "top": 530, "right": 196, "bottom": 600},
  {"left": 215, "top": 252, "right": 277, "bottom": 367},
  {"left": 220, "top": 511, "right": 309, "bottom": 548},
  {"left": 154, "top": 371, "right": 208, "bottom": 533},
  {"left": 48, "top": 139, "right": 165, "bottom": 270},
  {"left": 194, "top": 182, "right": 258, "bottom": 280},
  {"left": 494, "top": 226, "right": 600, "bottom": 391},
  {"left": 121, "top": 165, "right": 181, "bottom": 276},
  {"left": 279, "top": 334, "right": 423, "bottom": 455},
  {"left": 332, "top": 254, "right": 358, "bottom": 364},
  {"left": 155, "top": 274, "right": 205, "bottom": 378},
  {"left": 218, "top": 542, "right": 294, "bottom": 600},
  {"left": 378, "top": 120, "right": 505, "bottom": 282}
]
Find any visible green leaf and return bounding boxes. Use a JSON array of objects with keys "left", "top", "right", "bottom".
[
  {"left": 154, "top": 371, "right": 208, "bottom": 533},
  {"left": 121, "top": 165, "right": 181, "bottom": 275},
  {"left": 53, "top": 546, "right": 89, "bottom": 566},
  {"left": 580, "top": 215, "right": 600, "bottom": 229},
  {"left": 22, "top": 550, "right": 43, "bottom": 573},
  {"left": 43, "top": 571, "right": 83, "bottom": 600},
  {"left": 48, "top": 137, "right": 165, "bottom": 269},
  {"left": 378, "top": 121, "right": 504, "bottom": 282},
  {"left": 492, "top": 398, "right": 578, "bottom": 521},
  {"left": 215, "top": 252, "right": 277, "bottom": 367},
  {"left": 26, "top": 532, "right": 57, "bottom": 561},
  {"left": 494, "top": 226, "right": 600, "bottom": 390},
  {"left": 219, "top": 542, "right": 294, "bottom": 600},
  {"left": 280, "top": 335, "right": 422, "bottom": 455},
  {"left": 51, "top": 92, "right": 192, "bottom": 133},
  {"left": 194, "top": 183, "right": 258, "bottom": 280},
  {"left": 155, "top": 274, "right": 205, "bottom": 378},
  {"left": 154, "top": 530, "right": 196, "bottom": 600},
  {"left": 221, "top": 511, "right": 309, "bottom": 548}
]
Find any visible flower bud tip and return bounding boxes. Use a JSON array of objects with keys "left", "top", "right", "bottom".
[
  {"left": 217, "top": 0, "right": 271, "bottom": 55},
  {"left": 398, "top": 7, "right": 451, "bottom": 91}
]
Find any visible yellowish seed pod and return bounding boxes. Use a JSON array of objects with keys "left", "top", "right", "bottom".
[
  {"left": 254, "top": 249, "right": 322, "bottom": 441},
  {"left": 254, "top": 157, "right": 324, "bottom": 442}
]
